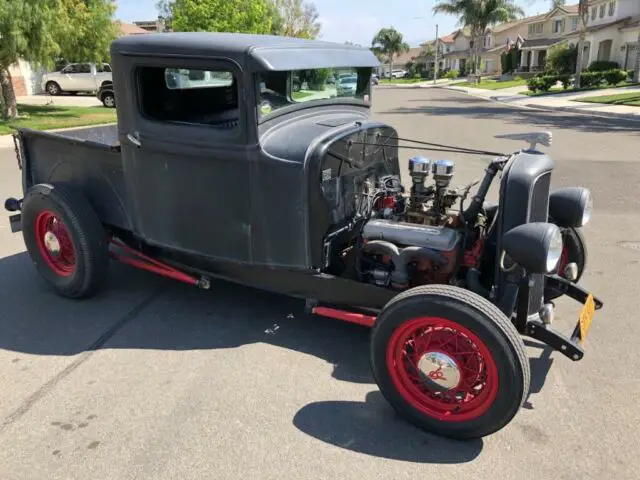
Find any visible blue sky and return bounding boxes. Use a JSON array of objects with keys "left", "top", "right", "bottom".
[{"left": 114, "top": 0, "right": 559, "bottom": 47}]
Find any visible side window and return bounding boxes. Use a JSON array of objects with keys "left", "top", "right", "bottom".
[
  {"left": 61, "top": 65, "right": 74, "bottom": 74},
  {"left": 137, "top": 66, "right": 239, "bottom": 132},
  {"left": 97, "top": 64, "right": 112, "bottom": 73},
  {"left": 77, "top": 63, "right": 91, "bottom": 74}
]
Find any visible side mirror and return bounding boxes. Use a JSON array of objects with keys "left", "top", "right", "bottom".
[{"left": 502, "top": 222, "right": 563, "bottom": 274}]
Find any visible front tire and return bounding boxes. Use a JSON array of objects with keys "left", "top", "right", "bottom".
[
  {"left": 544, "top": 227, "right": 588, "bottom": 302},
  {"left": 371, "top": 285, "right": 529, "bottom": 440},
  {"left": 45, "top": 81, "right": 61, "bottom": 95},
  {"left": 21, "top": 183, "right": 109, "bottom": 299}
]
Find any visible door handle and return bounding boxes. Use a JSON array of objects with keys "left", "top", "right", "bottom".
[{"left": 126, "top": 132, "right": 141, "bottom": 147}]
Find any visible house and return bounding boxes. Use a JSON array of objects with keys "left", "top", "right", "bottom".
[
  {"left": 564, "top": 0, "right": 640, "bottom": 70},
  {"left": 133, "top": 17, "right": 172, "bottom": 33},
  {"left": 519, "top": 4, "right": 581, "bottom": 72},
  {"left": 419, "top": 33, "right": 456, "bottom": 72},
  {"left": 8, "top": 20, "right": 149, "bottom": 97},
  {"left": 435, "top": 16, "right": 533, "bottom": 75}
]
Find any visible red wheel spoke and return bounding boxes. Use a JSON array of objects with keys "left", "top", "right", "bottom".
[
  {"left": 386, "top": 316, "right": 499, "bottom": 423},
  {"left": 34, "top": 211, "right": 77, "bottom": 277}
]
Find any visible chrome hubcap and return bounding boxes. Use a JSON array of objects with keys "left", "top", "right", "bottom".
[
  {"left": 43, "top": 231, "right": 61, "bottom": 255},
  {"left": 417, "top": 351, "right": 461, "bottom": 392}
]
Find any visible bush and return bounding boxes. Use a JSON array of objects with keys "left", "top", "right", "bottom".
[
  {"left": 603, "top": 68, "right": 628, "bottom": 86},
  {"left": 527, "top": 74, "right": 559, "bottom": 93},
  {"left": 546, "top": 43, "right": 578, "bottom": 75},
  {"left": 579, "top": 71, "right": 603, "bottom": 88},
  {"left": 444, "top": 69, "right": 459, "bottom": 79},
  {"left": 627, "top": 69, "right": 635, "bottom": 81},
  {"left": 558, "top": 74, "right": 572, "bottom": 89},
  {"left": 587, "top": 60, "right": 619, "bottom": 72}
]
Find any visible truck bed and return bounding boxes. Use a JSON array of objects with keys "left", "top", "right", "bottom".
[
  {"left": 46, "top": 124, "right": 120, "bottom": 149},
  {"left": 16, "top": 123, "right": 133, "bottom": 230}
]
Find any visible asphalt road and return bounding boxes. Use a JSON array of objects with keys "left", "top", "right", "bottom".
[{"left": 1, "top": 87, "right": 639, "bottom": 480}]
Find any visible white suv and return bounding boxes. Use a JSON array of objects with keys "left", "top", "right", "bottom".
[
  {"left": 42, "top": 63, "right": 113, "bottom": 95},
  {"left": 390, "top": 69, "right": 407, "bottom": 78}
]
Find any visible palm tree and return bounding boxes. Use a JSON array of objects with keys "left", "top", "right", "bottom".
[
  {"left": 634, "top": 30, "right": 640, "bottom": 83},
  {"left": 371, "top": 27, "right": 410, "bottom": 76},
  {"left": 574, "top": 0, "right": 590, "bottom": 88},
  {"left": 433, "top": 0, "right": 523, "bottom": 75}
]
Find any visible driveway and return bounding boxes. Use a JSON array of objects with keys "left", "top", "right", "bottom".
[{"left": 0, "top": 87, "right": 638, "bottom": 479}]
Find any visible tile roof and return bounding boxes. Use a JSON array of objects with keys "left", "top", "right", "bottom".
[
  {"left": 115, "top": 21, "right": 150, "bottom": 36},
  {"left": 521, "top": 37, "right": 565, "bottom": 49}
]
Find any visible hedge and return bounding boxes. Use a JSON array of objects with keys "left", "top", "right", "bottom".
[{"left": 526, "top": 68, "right": 630, "bottom": 93}]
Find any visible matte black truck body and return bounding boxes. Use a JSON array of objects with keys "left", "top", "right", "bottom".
[{"left": 5, "top": 32, "right": 603, "bottom": 441}]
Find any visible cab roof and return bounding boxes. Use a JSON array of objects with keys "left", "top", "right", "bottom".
[{"left": 111, "top": 32, "right": 380, "bottom": 72}]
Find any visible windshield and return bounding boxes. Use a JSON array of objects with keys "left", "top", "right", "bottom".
[{"left": 257, "top": 67, "right": 372, "bottom": 118}]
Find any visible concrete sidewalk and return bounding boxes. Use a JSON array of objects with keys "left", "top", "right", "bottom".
[
  {"left": 16, "top": 93, "right": 102, "bottom": 107},
  {"left": 435, "top": 82, "right": 640, "bottom": 120}
]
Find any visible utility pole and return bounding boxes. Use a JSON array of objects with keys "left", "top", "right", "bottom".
[{"left": 433, "top": 24, "right": 439, "bottom": 84}]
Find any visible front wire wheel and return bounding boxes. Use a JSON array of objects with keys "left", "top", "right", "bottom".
[{"left": 371, "top": 285, "right": 530, "bottom": 440}]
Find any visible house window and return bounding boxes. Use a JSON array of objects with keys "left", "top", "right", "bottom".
[
  {"left": 484, "top": 35, "right": 493, "bottom": 47},
  {"left": 571, "top": 17, "right": 578, "bottom": 31},
  {"left": 591, "top": 7, "right": 597, "bottom": 20},
  {"left": 138, "top": 66, "right": 239, "bottom": 132},
  {"left": 599, "top": 4, "right": 605, "bottom": 18},
  {"left": 528, "top": 22, "right": 543, "bottom": 35},
  {"left": 608, "top": 1, "right": 615, "bottom": 16},
  {"left": 552, "top": 19, "right": 564, "bottom": 34}
]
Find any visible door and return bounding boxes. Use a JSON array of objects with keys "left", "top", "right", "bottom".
[
  {"left": 60, "top": 63, "right": 94, "bottom": 91},
  {"left": 119, "top": 59, "right": 252, "bottom": 262}
]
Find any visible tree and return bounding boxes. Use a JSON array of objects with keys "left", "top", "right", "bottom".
[
  {"left": 634, "top": 30, "right": 640, "bottom": 83},
  {"left": 0, "top": 0, "right": 116, "bottom": 120},
  {"left": 574, "top": 0, "right": 589, "bottom": 88},
  {"left": 371, "top": 27, "right": 410, "bottom": 75},
  {"left": 270, "top": 0, "right": 321, "bottom": 39},
  {"left": 171, "top": 0, "right": 273, "bottom": 34},
  {"left": 551, "top": 0, "right": 566, "bottom": 8},
  {"left": 433, "top": 0, "right": 523, "bottom": 74},
  {"left": 415, "top": 43, "right": 435, "bottom": 74}
]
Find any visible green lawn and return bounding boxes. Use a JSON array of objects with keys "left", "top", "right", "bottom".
[
  {"left": 574, "top": 92, "right": 640, "bottom": 107},
  {"left": 292, "top": 91, "right": 314, "bottom": 100},
  {"left": 519, "top": 81, "right": 639, "bottom": 97},
  {"left": 0, "top": 104, "right": 117, "bottom": 135},
  {"left": 454, "top": 78, "right": 528, "bottom": 90},
  {"left": 379, "top": 78, "right": 426, "bottom": 84}
]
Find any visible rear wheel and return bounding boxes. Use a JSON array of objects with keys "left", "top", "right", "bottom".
[
  {"left": 371, "top": 285, "right": 529, "bottom": 440},
  {"left": 21, "top": 183, "right": 109, "bottom": 298},
  {"left": 101, "top": 92, "right": 115, "bottom": 108}
]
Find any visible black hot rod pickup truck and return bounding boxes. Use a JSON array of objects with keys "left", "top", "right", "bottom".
[{"left": 4, "top": 32, "right": 602, "bottom": 440}]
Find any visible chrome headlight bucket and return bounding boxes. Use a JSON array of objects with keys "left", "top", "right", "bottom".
[{"left": 502, "top": 222, "right": 564, "bottom": 274}]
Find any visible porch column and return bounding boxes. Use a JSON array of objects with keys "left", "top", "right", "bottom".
[{"left": 520, "top": 49, "right": 529, "bottom": 69}]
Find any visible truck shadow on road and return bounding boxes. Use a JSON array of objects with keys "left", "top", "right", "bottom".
[{"left": 0, "top": 251, "right": 554, "bottom": 462}]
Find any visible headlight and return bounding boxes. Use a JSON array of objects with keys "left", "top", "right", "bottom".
[
  {"left": 549, "top": 187, "right": 592, "bottom": 228},
  {"left": 582, "top": 191, "right": 593, "bottom": 226},
  {"left": 546, "top": 226, "right": 563, "bottom": 273}
]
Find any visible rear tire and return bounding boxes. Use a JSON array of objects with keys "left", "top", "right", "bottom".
[
  {"left": 21, "top": 183, "right": 109, "bottom": 299},
  {"left": 101, "top": 92, "right": 115, "bottom": 108},
  {"left": 371, "top": 285, "right": 529, "bottom": 440}
]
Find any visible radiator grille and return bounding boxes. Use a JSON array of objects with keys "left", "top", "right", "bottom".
[{"left": 527, "top": 173, "right": 551, "bottom": 314}]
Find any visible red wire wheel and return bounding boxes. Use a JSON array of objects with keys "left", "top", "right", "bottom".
[
  {"left": 34, "top": 210, "right": 76, "bottom": 276},
  {"left": 370, "top": 285, "right": 529, "bottom": 440},
  {"left": 386, "top": 316, "right": 499, "bottom": 422},
  {"left": 21, "top": 183, "right": 110, "bottom": 298}
]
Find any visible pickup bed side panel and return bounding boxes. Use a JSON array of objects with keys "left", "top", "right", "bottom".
[{"left": 18, "top": 128, "right": 132, "bottom": 230}]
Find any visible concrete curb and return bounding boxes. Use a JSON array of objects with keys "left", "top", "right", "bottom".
[
  {"left": 433, "top": 85, "right": 640, "bottom": 121},
  {"left": 522, "top": 103, "right": 640, "bottom": 121}
]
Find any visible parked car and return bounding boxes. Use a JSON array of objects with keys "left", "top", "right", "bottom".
[
  {"left": 390, "top": 69, "right": 407, "bottom": 78},
  {"left": 336, "top": 75, "right": 358, "bottom": 96},
  {"left": 5, "top": 32, "right": 601, "bottom": 441},
  {"left": 96, "top": 82, "right": 115, "bottom": 108},
  {"left": 41, "top": 63, "right": 112, "bottom": 95}
]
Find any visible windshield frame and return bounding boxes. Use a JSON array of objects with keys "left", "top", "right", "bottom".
[{"left": 255, "top": 67, "right": 373, "bottom": 124}]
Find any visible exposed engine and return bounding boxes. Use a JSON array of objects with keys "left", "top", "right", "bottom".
[{"left": 355, "top": 157, "right": 489, "bottom": 290}]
